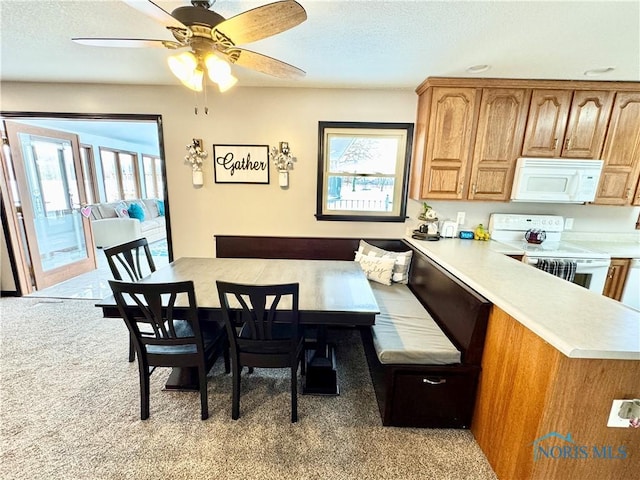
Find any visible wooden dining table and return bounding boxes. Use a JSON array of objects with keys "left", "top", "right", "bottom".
[{"left": 97, "top": 257, "right": 380, "bottom": 395}]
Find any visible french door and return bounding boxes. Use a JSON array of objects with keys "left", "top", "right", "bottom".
[{"left": 4, "top": 121, "right": 96, "bottom": 291}]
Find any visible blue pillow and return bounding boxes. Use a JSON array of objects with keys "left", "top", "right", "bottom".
[
  {"left": 128, "top": 202, "right": 145, "bottom": 221},
  {"left": 156, "top": 199, "right": 165, "bottom": 216}
]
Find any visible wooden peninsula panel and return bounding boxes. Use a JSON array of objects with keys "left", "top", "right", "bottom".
[{"left": 472, "top": 307, "right": 640, "bottom": 479}]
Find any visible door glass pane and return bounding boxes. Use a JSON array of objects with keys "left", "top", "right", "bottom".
[
  {"left": 19, "top": 133, "right": 88, "bottom": 272},
  {"left": 119, "top": 153, "right": 138, "bottom": 199},
  {"left": 101, "top": 150, "right": 120, "bottom": 202},
  {"left": 143, "top": 156, "right": 156, "bottom": 198},
  {"left": 154, "top": 159, "right": 164, "bottom": 200},
  {"left": 79, "top": 146, "right": 96, "bottom": 204}
]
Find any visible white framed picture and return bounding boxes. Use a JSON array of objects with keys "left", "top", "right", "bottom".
[{"left": 213, "top": 144, "right": 270, "bottom": 184}]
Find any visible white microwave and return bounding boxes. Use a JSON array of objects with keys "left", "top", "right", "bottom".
[{"left": 510, "top": 158, "right": 604, "bottom": 203}]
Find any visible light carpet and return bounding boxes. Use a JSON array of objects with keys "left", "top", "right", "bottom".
[{"left": 0, "top": 297, "right": 497, "bottom": 480}]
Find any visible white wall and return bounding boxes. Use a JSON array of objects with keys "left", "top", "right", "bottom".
[
  {"left": 2, "top": 81, "right": 638, "bottom": 265},
  {"left": 1, "top": 82, "right": 417, "bottom": 259}
]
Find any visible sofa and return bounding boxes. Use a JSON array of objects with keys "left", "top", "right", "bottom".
[{"left": 88, "top": 198, "right": 166, "bottom": 248}]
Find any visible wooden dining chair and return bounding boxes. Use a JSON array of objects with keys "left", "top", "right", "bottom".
[
  {"left": 216, "top": 281, "right": 305, "bottom": 422},
  {"left": 104, "top": 237, "right": 156, "bottom": 362},
  {"left": 109, "top": 279, "right": 229, "bottom": 420}
]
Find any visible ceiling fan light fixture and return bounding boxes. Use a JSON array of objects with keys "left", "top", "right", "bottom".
[
  {"left": 205, "top": 54, "right": 237, "bottom": 92},
  {"left": 216, "top": 74, "right": 238, "bottom": 93},
  {"left": 168, "top": 51, "right": 203, "bottom": 91},
  {"left": 184, "top": 67, "right": 204, "bottom": 92}
]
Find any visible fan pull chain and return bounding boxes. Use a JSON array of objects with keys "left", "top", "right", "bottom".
[
  {"left": 193, "top": 83, "right": 210, "bottom": 115},
  {"left": 203, "top": 80, "right": 209, "bottom": 115}
]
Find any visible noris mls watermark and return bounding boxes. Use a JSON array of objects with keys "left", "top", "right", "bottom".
[{"left": 530, "top": 432, "right": 628, "bottom": 462}]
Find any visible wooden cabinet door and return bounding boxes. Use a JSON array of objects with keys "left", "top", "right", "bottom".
[
  {"left": 421, "top": 87, "right": 479, "bottom": 199},
  {"left": 633, "top": 179, "right": 640, "bottom": 206},
  {"left": 409, "top": 89, "right": 431, "bottom": 199},
  {"left": 561, "top": 90, "right": 614, "bottom": 158},
  {"left": 594, "top": 92, "right": 640, "bottom": 205},
  {"left": 522, "top": 90, "right": 572, "bottom": 157},
  {"left": 603, "top": 258, "right": 631, "bottom": 300},
  {"left": 468, "top": 88, "right": 530, "bottom": 201}
]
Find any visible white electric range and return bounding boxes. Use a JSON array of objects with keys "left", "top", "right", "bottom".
[{"left": 489, "top": 213, "right": 611, "bottom": 294}]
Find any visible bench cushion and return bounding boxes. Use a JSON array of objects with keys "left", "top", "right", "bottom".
[{"left": 370, "top": 282, "right": 461, "bottom": 365}]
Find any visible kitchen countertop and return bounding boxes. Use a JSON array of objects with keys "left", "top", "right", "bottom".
[
  {"left": 561, "top": 232, "right": 640, "bottom": 259},
  {"left": 404, "top": 236, "right": 640, "bottom": 361}
]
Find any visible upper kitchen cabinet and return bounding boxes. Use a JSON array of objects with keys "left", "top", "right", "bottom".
[
  {"left": 522, "top": 90, "right": 572, "bottom": 157},
  {"left": 468, "top": 88, "right": 530, "bottom": 201},
  {"left": 410, "top": 77, "right": 639, "bottom": 203},
  {"left": 413, "top": 86, "right": 480, "bottom": 199},
  {"left": 522, "top": 89, "right": 614, "bottom": 159},
  {"left": 594, "top": 91, "right": 640, "bottom": 205},
  {"left": 411, "top": 85, "right": 528, "bottom": 201}
]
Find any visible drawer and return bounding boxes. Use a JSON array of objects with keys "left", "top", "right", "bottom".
[{"left": 389, "top": 368, "right": 479, "bottom": 428}]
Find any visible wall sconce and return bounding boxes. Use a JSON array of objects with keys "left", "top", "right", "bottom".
[
  {"left": 269, "top": 141, "right": 295, "bottom": 188},
  {"left": 185, "top": 138, "right": 208, "bottom": 187}
]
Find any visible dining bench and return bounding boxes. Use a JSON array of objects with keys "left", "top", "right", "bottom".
[{"left": 215, "top": 235, "right": 492, "bottom": 428}]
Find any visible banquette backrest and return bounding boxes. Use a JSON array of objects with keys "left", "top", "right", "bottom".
[
  {"left": 407, "top": 250, "right": 490, "bottom": 365},
  {"left": 215, "top": 235, "right": 407, "bottom": 260}
]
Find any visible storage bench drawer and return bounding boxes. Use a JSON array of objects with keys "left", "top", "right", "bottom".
[{"left": 386, "top": 366, "right": 480, "bottom": 428}]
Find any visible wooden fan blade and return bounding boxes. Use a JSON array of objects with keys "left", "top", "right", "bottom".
[
  {"left": 228, "top": 48, "right": 305, "bottom": 79},
  {"left": 214, "top": 0, "right": 306, "bottom": 46},
  {"left": 72, "top": 38, "right": 183, "bottom": 49},
  {"left": 122, "top": 0, "right": 187, "bottom": 29}
]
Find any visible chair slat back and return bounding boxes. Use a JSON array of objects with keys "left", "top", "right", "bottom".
[
  {"left": 104, "top": 238, "right": 156, "bottom": 282},
  {"left": 216, "top": 281, "right": 300, "bottom": 353},
  {"left": 109, "top": 280, "right": 204, "bottom": 353}
]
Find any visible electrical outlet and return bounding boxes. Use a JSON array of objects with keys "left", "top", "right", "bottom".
[
  {"left": 564, "top": 218, "right": 574, "bottom": 230},
  {"left": 456, "top": 212, "right": 466, "bottom": 225}
]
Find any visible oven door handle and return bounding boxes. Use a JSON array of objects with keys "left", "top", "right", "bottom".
[
  {"left": 523, "top": 257, "right": 611, "bottom": 268},
  {"left": 576, "top": 260, "right": 612, "bottom": 268}
]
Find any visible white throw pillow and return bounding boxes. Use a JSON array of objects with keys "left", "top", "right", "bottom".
[
  {"left": 357, "top": 240, "right": 413, "bottom": 284},
  {"left": 114, "top": 201, "right": 129, "bottom": 218},
  {"left": 355, "top": 252, "right": 396, "bottom": 286}
]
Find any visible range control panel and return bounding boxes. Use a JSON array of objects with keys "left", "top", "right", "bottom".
[{"left": 488, "top": 214, "right": 564, "bottom": 233}]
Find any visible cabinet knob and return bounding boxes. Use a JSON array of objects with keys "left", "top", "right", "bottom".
[
  {"left": 565, "top": 137, "right": 572, "bottom": 150},
  {"left": 625, "top": 188, "right": 631, "bottom": 199},
  {"left": 553, "top": 138, "right": 559, "bottom": 150}
]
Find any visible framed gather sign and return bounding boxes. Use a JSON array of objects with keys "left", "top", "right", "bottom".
[{"left": 213, "top": 144, "right": 270, "bottom": 184}]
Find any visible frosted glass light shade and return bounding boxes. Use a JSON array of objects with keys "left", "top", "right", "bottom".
[
  {"left": 205, "top": 54, "right": 231, "bottom": 79},
  {"left": 205, "top": 54, "right": 237, "bottom": 92},
  {"left": 216, "top": 74, "right": 238, "bottom": 92},
  {"left": 168, "top": 52, "right": 203, "bottom": 91}
]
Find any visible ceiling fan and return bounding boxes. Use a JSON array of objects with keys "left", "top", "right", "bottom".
[{"left": 72, "top": 0, "right": 307, "bottom": 92}]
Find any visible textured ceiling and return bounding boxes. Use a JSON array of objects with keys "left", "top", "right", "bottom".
[{"left": 1, "top": 0, "right": 639, "bottom": 90}]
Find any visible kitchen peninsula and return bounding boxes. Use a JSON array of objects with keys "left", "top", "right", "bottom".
[{"left": 404, "top": 237, "right": 639, "bottom": 480}]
